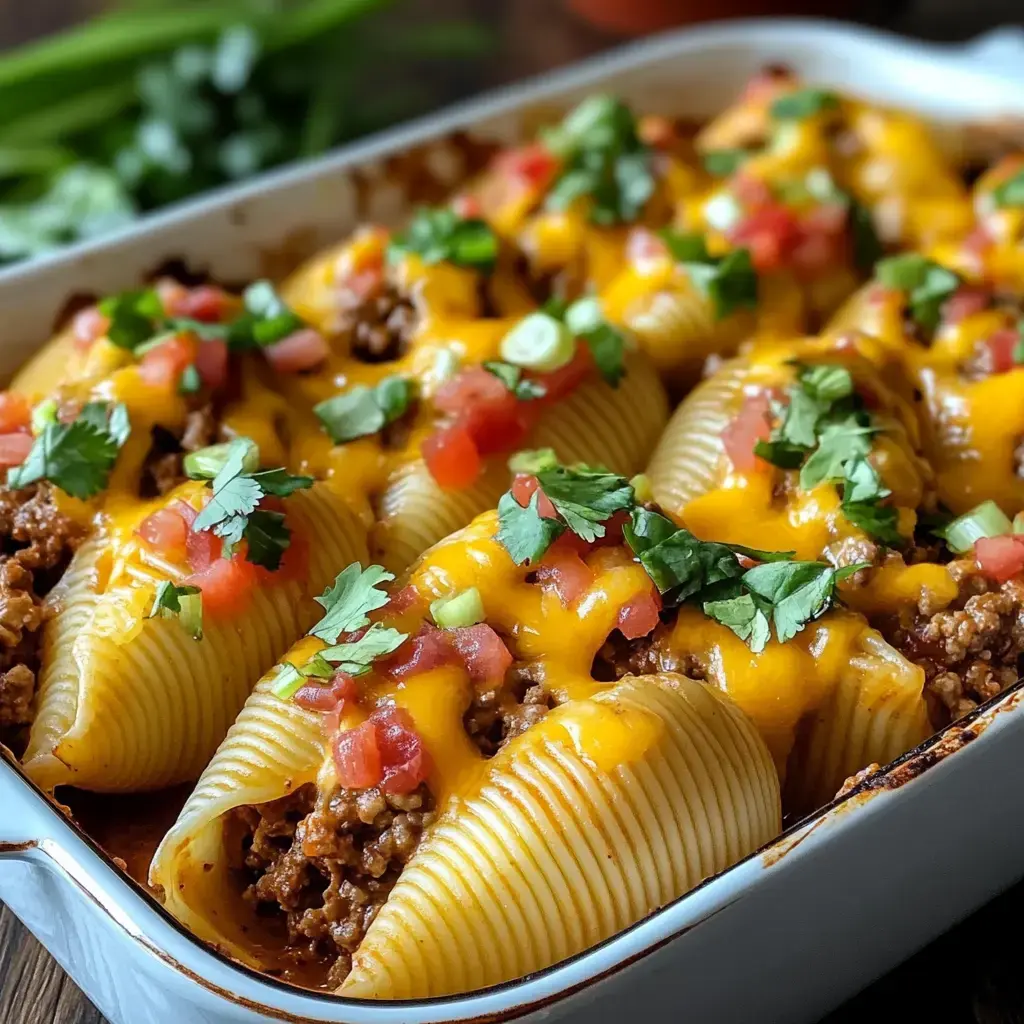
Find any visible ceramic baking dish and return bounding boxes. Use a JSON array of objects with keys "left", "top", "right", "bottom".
[{"left": 4, "top": 18, "right": 1024, "bottom": 1024}]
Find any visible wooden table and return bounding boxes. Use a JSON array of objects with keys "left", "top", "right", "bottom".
[{"left": 4, "top": 1, "right": 1024, "bottom": 1022}]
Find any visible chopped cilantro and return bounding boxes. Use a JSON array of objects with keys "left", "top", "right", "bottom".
[
  {"left": 507, "top": 448, "right": 559, "bottom": 474},
  {"left": 770, "top": 88, "right": 840, "bottom": 122},
  {"left": 660, "top": 230, "right": 758, "bottom": 319},
  {"left": 178, "top": 364, "right": 202, "bottom": 395},
  {"left": 98, "top": 289, "right": 165, "bottom": 350},
  {"left": 149, "top": 581, "right": 203, "bottom": 641},
  {"left": 543, "top": 95, "right": 655, "bottom": 226},
  {"left": 875, "top": 254, "right": 961, "bottom": 335},
  {"left": 483, "top": 361, "right": 547, "bottom": 400},
  {"left": 388, "top": 207, "right": 498, "bottom": 270},
  {"left": 270, "top": 653, "right": 335, "bottom": 700},
  {"left": 702, "top": 149, "right": 751, "bottom": 177},
  {"left": 189, "top": 437, "right": 313, "bottom": 570},
  {"left": 1015, "top": 322, "right": 1024, "bottom": 366},
  {"left": 311, "top": 563, "right": 395, "bottom": 644},
  {"left": 228, "top": 280, "right": 305, "bottom": 349},
  {"left": 314, "top": 376, "right": 413, "bottom": 444},
  {"left": 319, "top": 621, "right": 409, "bottom": 674},
  {"left": 563, "top": 297, "right": 627, "bottom": 386},
  {"left": 850, "top": 202, "right": 883, "bottom": 274},
  {"left": 7, "top": 401, "right": 131, "bottom": 499},
  {"left": 496, "top": 489, "right": 566, "bottom": 566},
  {"left": 798, "top": 416, "right": 875, "bottom": 491},
  {"left": 533, "top": 465, "right": 634, "bottom": 543},
  {"left": 842, "top": 501, "right": 903, "bottom": 547},
  {"left": 992, "top": 168, "right": 1024, "bottom": 209}
]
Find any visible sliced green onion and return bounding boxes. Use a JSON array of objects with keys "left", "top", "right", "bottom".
[
  {"left": 430, "top": 587, "right": 485, "bottom": 628},
  {"left": 508, "top": 447, "right": 559, "bottom": 474},
  {"left": 1013, "top": 512, "right": 1024, "bottom": 535},
  {"left": 31, "top": 398, "right": 58, "bottom": 435},
  {"left": 941, "top": 500, "right": 1012, "bottom": 553},
  {"left": 500, "top": 313, "right": 574, "bottom": 373},
  {"left": 177, "top": 591, "right": 203, "bottom": 641},
  {"left": 630, "top": 472, "right": 654, "bottom": 504},
  {"left": 270, "top": 662, "right": 304, "bottom": 700},
  {"left": 184, "top": 439, "right": 259, "bottom": 479},
  {"left": 564, "top": 296, "right": 603, "bottom": 336},
  {"left": 178, "top": 364, "right": 202, "bottom": 395},
  {"left": 432, "top": 346, "right": 460, "bottom": 385}
]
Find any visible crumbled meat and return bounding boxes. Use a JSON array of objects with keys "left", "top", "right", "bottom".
[
  {"left": 876, "top": 559, "right": 1024, "bottom": 725},
  {"left": 340, "top": 281, "right": 418, "bottom": 364},
  {"left": 231, "top": 781, "right": 436, "bottom": 986},
  {"left": 0, "top": 484, "right": 84, "bottom": 733},
  {"left": 462, "top": 665, "right": 556, "bottom": 756},
  {"left": 139, "top": 405, "right": 219, "bottom": 498},
  {"left": 592, "top": 622, "right": 706, "bottom": 683},
  {"left": 823, "top": 535, "right": 882, "bottom": 575}
]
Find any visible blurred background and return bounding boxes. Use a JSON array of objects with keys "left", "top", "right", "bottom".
[{"left": 0, "top": 0, "right": 1015, "bottom": 267}]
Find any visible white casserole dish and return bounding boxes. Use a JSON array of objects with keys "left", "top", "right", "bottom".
[{"left": 3, "top": 18, "right": 1024, "bottom": 1024}]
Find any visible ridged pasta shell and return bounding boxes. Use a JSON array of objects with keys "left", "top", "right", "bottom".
[
  {"left": 340, "top": 673, "right": 780, "bottom": 999},
  {"left": 22, "top": 485, "right": 367, "bottom": 793},
  {"left": 644, "top": 357, "right": 744, "bottom": 518},
  {"left": 782, "top": 628, "right": 930, "bottom": 814},
  {"left": 372, "top": 351, "right": 669, "bottom": 571}
]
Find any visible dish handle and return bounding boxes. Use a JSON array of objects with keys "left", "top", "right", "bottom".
[{"left": 960, "top": 27, "right": 1024, "bottom": 79}]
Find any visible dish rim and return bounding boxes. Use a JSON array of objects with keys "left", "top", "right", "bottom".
[{"left": 3, "top": 15, "right": 1024, "bottom": 1019}]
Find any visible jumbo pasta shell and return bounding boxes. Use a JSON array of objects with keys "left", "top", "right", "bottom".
[
  {"left": 340, "top": 673, "right": 780, "bottom": 999},
  {"left": 372, "top": 351, "right": 669, "bottom": 571},
  {"left": 22, "top": 485, "right": 367, "bottom": 793}
]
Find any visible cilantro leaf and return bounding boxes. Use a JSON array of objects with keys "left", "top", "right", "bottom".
[
  {"left": 179, "top": 364, "right": 202, "bottom": 395},
  {"left": 850, "top": 202, "right": 883, "bottom": 274},
  {"left": 798, "top": 364, "right": 854, "bottom": 404},
  {"left": 770, "top": 88, "right": 840, "bottom": 121},
  {"left": 228, "top": 280, "right": 305, "bottom": 349},
  {"left": 562, "top": 298, "right": 627, "bottom": 387},
  {"left": 660, "top": 230, "right": 759, "bottom": 320},
  {"left": 799, "top": 415, "right": 875, "bottom": 491},
  {"left": 243, "top": 509, "right": 290, "bottom": 571},
  {"left": 875, "top": 254, "right": 961, "bottom": 335},
  {"left": 149, "top": 581, "right": 203, "bottom": 640},
  {"left": 842, "top": 501, "right": 903, "bottom": 546},
  {"left": 992, "top": 168, "right": 1024, "bottom": 209},
  {"left": 388, "top": 207, "right": 497, "bottom": 270},
  {"left": 703, "top": 587, "right": 773, "bottom": 653},
  {"left": 249, "top": 468, "right": 315, "bottom": 497},
  {"left": 496, "top": 489, "right": 565, "bottom": 566},
  {"left": 192, "top": 441, "right": 263, "bottom": 535},
  {"left": 319, "top": 622, "right": 409, "bottom": 675},
  {"left": 483, "top": 361, "right": 547, "bottom": 401},
  {"left": 753, "top": 439, "right": 805, "bottom": 469},
  {"left": 7, "top": 402, "right": 130, "bottom": 499},
  {"left": 543, "top": 95, "right": 655, "bottom": 226},
  {"left": 743, "top": 560, "right": 841, "bottom": 644},
  {"left": 535, "top": 465, "right": 634, "bottom": 543},
  {"left": 311, "top": 563, "right": 395, "bottom": 644},
  {"left": 842, "top": 455, "right": 890, "bottom": 504},
  {"left": 314, "top": 376, "right": 412, "bottom": 444},
  {"left": 633, "top": 526, "right": 747, "bottom": 601},
  {"left": 97, "top": 289, "right": 165, "bottom": 350},
  {"left": 702, "top": 149, "right": 751, "bottom": 177},
  {"left": 622, "top": 506, "right": 679, "bottom": 556},
  {"left": 508, "top": 448, "right": 559, "bottom": 475}
]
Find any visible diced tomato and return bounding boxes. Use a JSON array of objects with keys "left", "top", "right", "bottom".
[
  {"left": 942, "top": 287, "right": 992, "bottom": 327},
  {"left": 721, "top": 392, "right": 773, "bottom": 472},
  {"left": 801, "top": 203, "right": 849, "bottom": 236},
  {"left": 616, "top": 587, "right": 663, "bottom": 640},
  {"left": 389, "top": 584, "right": 423, "bottom": 613},
  {"left": 0, "top": 392, "right": 31, "bottom": 434},
  {"left": 139, "top": 334, "right": 198, "bottom": 389},
  {"left": 185, "top": 556, "right": 257, "bottom": 618},
  {"left": 137, "top": 507, "right": 189, "bottom": 561},
  {"left": 533, "top": 342, "right": 593, "bottom": 402},
  {"left": 511, "top": 474, "right": 559, "bottom": 519},
  {"left": 448, "top": 624, "right": 513, "bottom": 687},
  {"left": 730, "top": 172, "right": 775, "bottom": 209},
  {"left": 981, "top": 327, "right": 1020, "bottom": 375},
  {"left": 175, "top": 285, "right": 233, "bottom": 323},
  {"left": 435, "top": 366, "right": 538, "bottom": 458},
  {"left": 422, "top": 424, "right": 481, "bottom": 489},
  {"left": 451, "top": 193, "right": 483, "bottom": 219},
  {"left": 155, "top": 280, "right": 189, "bottom": 315},
  {"left": 344, "top": 267, "right": 385, "bottom": 302},
  {"left": 637, "top": 114, "right": 676, "bottom": 150},
  {"left": 494, "top": 143, "right": 559, "bottom": 192},
  {"left": 173, "top": 499, "right": 198, "bottom": 528},
  {"left": 975, "top": 534, "right": 1024, "bottom": 584},
  {"left": 381, "top": 624, "right": 455, "bottom": 680},
  {"left": 263, "top": 328, "right": 329, "bottom": 374},
  {"left": 434, "top": 366, "right": 509, "bottom": 415},
  {"left": 534, "top": 548, "right": 595, "bottom": 606},
  {"left": 72, "top": 307, "right": 109, "bottom": 350},
  {"left": 333, "top": 720, "right": 383, "bottom": 789},
  {"left": 626, "top": 227, "right": 668, "bottom": 266},
  {"left": 789, "top": 205, "right": 848, "bottom": 276},
  {"left": 194, "top": 339, "right": 229, "bottom": 390},
  {"left": 741, "top": 66, "right": 796, "bottom": 104},
  {"left": 962, "top": 224, "right": 994, "bottom": 259},
  {"left": 0, "top": 433, "right": 34, "bottom": 470},
  {"left": 294, "top": 671, "right": 359, "bottom": 713},
  {"left": 185, "top": 515, "right": 222, "bottom": 572},
  {"left": 591, "top": 509, "right": 630, "bottom": 549},
  {"left": 373, "top": 705, "right": 432, "bottom": 795},
  {"left": 728, "top": 203, "right": 801, "bottom": 273}
]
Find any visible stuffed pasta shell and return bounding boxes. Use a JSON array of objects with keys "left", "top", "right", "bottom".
[
  {"left": 151, "top": 467, "right": 783, "bottom": 996},
  {"left": 828, "top": 253, "right": 1024, "bottom": 515},
  {"left": 272, "top": 214, "right": 668, "bottom": 571},
  {"left": 645, "top": 334, "right": 931, "bottom": 564}
]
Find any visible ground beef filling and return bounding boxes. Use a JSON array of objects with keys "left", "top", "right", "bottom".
[
  {"left": 139, "top": 404, "right": 219, "bottom": 497},
  {"left": 463, "top": 665, "right": 557, "bottom": 757},
  {"left": 0, "top": 483, "right": 84, "bottom": 732},
  {"left": 875, "top": 559, "right": 1024, "bottom": 724},
  {"left": 339, "top": 281, "right": 419, "bottom": 364},
  {"left": 232, "top": 782, "right": 436, "bottom": 987}
]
